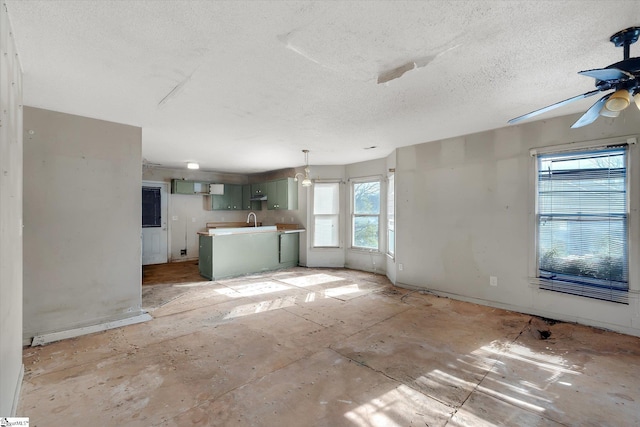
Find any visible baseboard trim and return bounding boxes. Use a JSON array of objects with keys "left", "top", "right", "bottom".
[
  {"left": 395, "top": 282, "right": 640, "bottom": 338},
  {"left": 31, "top": 313, "right": 152, "bottom": 346},
  {"left": 11, "top": 363, "right": 24, "bottom": 416}
]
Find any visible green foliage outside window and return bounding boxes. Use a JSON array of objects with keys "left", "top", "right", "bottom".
[{"left": 353, "top": 181, "right": 380, "bottom": 249}]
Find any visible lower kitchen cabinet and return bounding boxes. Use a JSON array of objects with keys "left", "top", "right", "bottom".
[
  {"left": 279, "top": 232, "right": 299, "bottom": 267},
  {"left": 198, "top": 234, "right": 213, "bottom": 278},
  {"left": 198, "top": 231, "right": 300, "bottom": 280}
]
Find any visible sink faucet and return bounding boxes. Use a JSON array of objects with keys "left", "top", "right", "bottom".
[{"left": 246, "top": 212, "right": 257, "bottom": 227}]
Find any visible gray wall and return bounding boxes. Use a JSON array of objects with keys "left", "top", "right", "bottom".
[
  {"left": 0, "top": 4, "right": 23, "bottom": 416},
  {"left": 394, "top": 112, "right": 640, "bottom": 337},
  {"left": 23, "top": 107, "right": 144, "bottom": 340}
]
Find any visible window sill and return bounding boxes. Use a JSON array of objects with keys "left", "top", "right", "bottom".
[
  {"left": 348, "top": 247, "right": 382, "bottom": 255},
  {"left": 529, "top": 277, "right": 629, "bottom": 305}
]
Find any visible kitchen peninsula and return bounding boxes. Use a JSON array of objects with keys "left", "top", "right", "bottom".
[{"left": 197, "top": 223, "right": 304, "bottom": 280}]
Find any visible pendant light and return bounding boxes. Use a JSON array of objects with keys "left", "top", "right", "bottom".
[{"left": 294, "top": 149, "right": 313, "bottom": 187}]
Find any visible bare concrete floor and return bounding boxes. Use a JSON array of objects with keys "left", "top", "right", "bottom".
[{"left": 19, "top": 266, "right": 640, "bottom": 426}]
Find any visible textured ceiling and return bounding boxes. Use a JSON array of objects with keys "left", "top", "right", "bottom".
[{"left": 6, "top": 1, "right": 640, "bottom": 173}]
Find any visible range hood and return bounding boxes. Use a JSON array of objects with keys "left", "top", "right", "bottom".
[{"left": 249, "top": 194, "right": 267, "bottom": 201}]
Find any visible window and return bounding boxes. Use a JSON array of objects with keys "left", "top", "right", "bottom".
[
  {"left": 387, "top": 174, "right": 395, "bottom": 256},
  {"left": 352, "top": 180, "right": 380, "bottom": 250},
  {"left": 313, "top": 182, "right": 340, "bottom": 247},
  {"left": 536, "top": 147, "right": 628, "bottom": 304},
  {"left": 142, "top": 187, "right": 161, "bottom": 227}
]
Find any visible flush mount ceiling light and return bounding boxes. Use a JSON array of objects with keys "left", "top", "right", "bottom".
[
  {"left": 294, "top": 149, "right": 312, "bottom": 187},
  {"left": 187, "top": 162, "right": 199, "bottom": 170}
]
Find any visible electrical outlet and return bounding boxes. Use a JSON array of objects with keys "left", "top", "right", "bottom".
[
  {"left": 180, "top": 249, "right": 187, "bottom": 256},
  {"left": 490, "top": 276, "right": 498, "bottom": 287},
  {"left": 398, "top": 263, "right": 404, "bottom": 271},
  {"left": 172, "top": 216, "right": 178, "bottom": 221}
]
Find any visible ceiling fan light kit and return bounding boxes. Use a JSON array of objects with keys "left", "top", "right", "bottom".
[
  {"left": 509, "top": 26, "right": 640, "bottom": 128},
  {"left": 599, "top": 108, "right": 620, "bottom": 118},
  {"left": 605, "top": 89, "right": 631, "bottom": 112}
]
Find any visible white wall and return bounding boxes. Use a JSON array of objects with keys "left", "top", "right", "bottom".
[
  {"left": 395, "top": 112, "right": 640, "bottom": 337},
  {"left": 23, "top": 107, "right": 145, "bottom": 341},
  {"left": 0, "top": 2, "right": 23, "bottom": 416}
]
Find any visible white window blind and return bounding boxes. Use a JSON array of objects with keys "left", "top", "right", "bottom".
[
  {"left": 537, "top": 147, "right": 628, "bottom": 304},
  {"left": 313, "top": 182, "right": 340, "bottom": 247}
]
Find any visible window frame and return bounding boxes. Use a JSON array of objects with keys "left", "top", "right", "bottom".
[
  {"left": 387, "top": 173, "right": 395, "bottom": 258},
  {"left": 312, "top": 180, "right": 341, "bottom": 248},
  {"left": 350, "top": 177, "right": 382, "bottom": 252},
  {"left": 529, "top": 137, "right": 636, "bottom": 304}
]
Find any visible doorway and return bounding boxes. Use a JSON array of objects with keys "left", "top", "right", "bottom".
[{"left": 142, "top": 182, "right": 168, "bottom": 265}]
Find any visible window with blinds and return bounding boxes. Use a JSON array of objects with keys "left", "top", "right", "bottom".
[
  {"left": 313, "top": 182, "right": 340, "bottom": 247},
  {"left": 536, "top": 147, "right": 628, "bottom": 304}
]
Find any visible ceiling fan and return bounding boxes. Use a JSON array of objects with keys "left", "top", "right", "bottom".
[{"left": 509, "top": 26, "right": 640, "bottom": 128}]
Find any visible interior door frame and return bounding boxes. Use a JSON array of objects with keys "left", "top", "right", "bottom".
[{"left": 142, "top": 180, "right": 169, "bottom": 265}]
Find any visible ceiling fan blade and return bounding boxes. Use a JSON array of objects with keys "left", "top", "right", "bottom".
[
  {"left": 508, "top": 90, "right": 601, "bottom": 125},
  {"left": 578, "top": 68, "right": 632, "bottom": 81},
  {"left": 571, "top": 93, "right": 612, "bottom": 128}
]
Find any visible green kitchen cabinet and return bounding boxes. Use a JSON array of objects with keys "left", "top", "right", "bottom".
[
  {"left": 242, "top": 184, "right": 262, "bottom": 210},
  {"left": 192, "top": 181, "right": 210, "bottom": 194},
  {"left": 198, "top": 234, "right": 213, "bottom": 278},
  {"left": 211, "top": 184, "right": 243, "bottom": 210},
  {"left": 171, "top": 179, "right": 195, "bottom": 194},
  {"left": 250, "top": 182, "right": 267, "bottom": 197},
  {"left": 266, "top": 178, "right": 298, "bottom": 210},
  {"left": 171, "top": 179, "right": 211, "bottom": 195},
  {"left": 279, "top": 232, "right": 299, "bottom": 267},
  {"left": 198, "top": 230, "right": 301, "bottom": 280},
  {"left": 265, "top": 181, "right": 278, "bottom": 210},
  {"left": 198, "top": 232, "right": 279, "bottom": 280}
]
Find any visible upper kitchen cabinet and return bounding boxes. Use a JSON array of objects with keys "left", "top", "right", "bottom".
[
  {"left": 210, "top": 184, "right": 243, "bottom": 210},
  {"left": 171, "top": 179, "right": 195, "bottom": 194},
  {"left": 242, "top": 184, "right": 262, "bottom": 211},
  {"left": 266, "top": 178, "right": 298, "bottom": 210},
  {"left": 250, "top": 182, "right": 267, "bottom": 197},
  {"left": 171, "top": 179, "right": 210, "bottom": 195}
]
